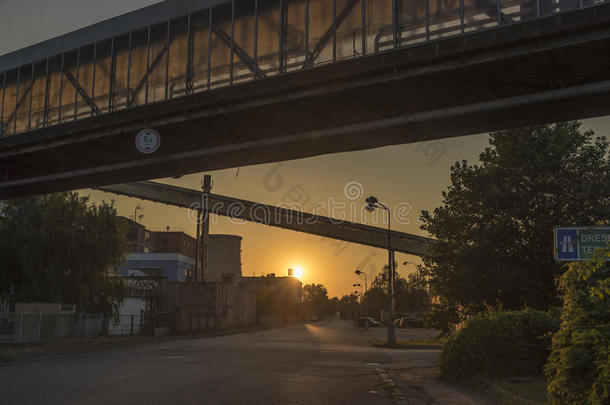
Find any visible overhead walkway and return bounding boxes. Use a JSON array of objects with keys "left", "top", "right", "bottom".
[
  {"left": 1, "top": 0, "right": 610, "bottom": 197},
  {"left": 97, "top": 180, "right": 435, "bottom": 256}
]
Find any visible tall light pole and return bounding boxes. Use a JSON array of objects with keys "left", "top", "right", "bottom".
[
  {"left": 365, "top": 196, "right": 395, "bottom": 345},
  {"left": 354, "top": 270, "right": 368, "bottom": 295},
  {"left": 133, "top": 205, "right": 142, "bottom": 223}
]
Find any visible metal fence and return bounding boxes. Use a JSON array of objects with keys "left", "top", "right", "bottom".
[
  {"left": 0, "top": 0, "right": 606, "bottom": 137},
  {"left": 0, "top": 312, "right": 147, "bottom": 343}
]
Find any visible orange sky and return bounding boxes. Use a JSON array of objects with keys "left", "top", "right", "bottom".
[
  {"left": 85, "top": 115, "right": 608, "bottom": 297},
  {"left": 86, "top": 133, "right": 488, "bottom": 297},
  {"left": 3, "top": 0, "right": 609, "bottom": 298}
]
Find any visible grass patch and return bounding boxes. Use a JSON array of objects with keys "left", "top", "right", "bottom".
[
  {"left": 478, "top": 375, "right": 548, "bottom": 405},
  {"left": 371, "top": 336, "right": 447, "bottom": 349}
]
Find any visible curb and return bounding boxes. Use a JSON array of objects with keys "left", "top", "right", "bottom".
[{"left": 375, "top": 367, "right": 410, "bottom": 405}]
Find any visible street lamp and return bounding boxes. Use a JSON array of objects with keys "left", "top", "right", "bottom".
[
  {"left": 365, "top": 195, "right": 396, "bottom": 345},
  {"left": 354, "top": 270, "right": 368, "bottom": 294}
]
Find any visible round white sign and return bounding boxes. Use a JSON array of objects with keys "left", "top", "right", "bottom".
[{"left": 135, "top": 129, "right": 161, "bottom": 154}]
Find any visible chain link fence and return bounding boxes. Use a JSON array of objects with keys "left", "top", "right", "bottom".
[{"left": 0, "top": 312, "right": 150, "bottom": 343}]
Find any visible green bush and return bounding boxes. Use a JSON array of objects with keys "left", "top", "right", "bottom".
[
  {"left": 422, "top": 297, "right": 464, "bottom": 335},
  {"left": 438, "top": 309, "right": 559, "bottom": 381},
  {"left": 545, "top": 248, "right": 610, "bottom": 405}
]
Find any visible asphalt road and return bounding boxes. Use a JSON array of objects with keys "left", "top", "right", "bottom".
[{"left": 0, "top": 319, "right": 439, "bottom": 405}]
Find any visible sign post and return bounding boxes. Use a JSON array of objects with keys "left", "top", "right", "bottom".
[{"left": 554, "top": 226, "right": 610, "bottom": 262}]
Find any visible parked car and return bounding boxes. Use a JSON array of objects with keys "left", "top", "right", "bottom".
[
  {"left": 357, "top": 317, "right": 381, "bottom": 327},
  {"left": 405, "top": 316, "right": 423, "bottom": 328}
]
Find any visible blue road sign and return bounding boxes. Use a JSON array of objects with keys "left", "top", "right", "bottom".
[{"left": 554, "top": 226, "right": 610, "bottom": 262}]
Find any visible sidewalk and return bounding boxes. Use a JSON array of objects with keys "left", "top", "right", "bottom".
[
  {"left": 389, "top": 363, "right": 492, "bottom": 405},
  {"left": 361, "top": 326, "right": 492, "bottom": 404}
]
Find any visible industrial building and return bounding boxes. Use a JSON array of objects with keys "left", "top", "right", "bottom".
[
  {"left": 242, "top": 273, "right": 303, "bottom": 326},
  {"left": 118, "top": 219, "right": 301, "bottom": 333},
  {"left": 120, "top": 253, "right": 195, "bottom": 282},
  {"left": 124, "top": 217, "right": 154, "bottom": 254}
]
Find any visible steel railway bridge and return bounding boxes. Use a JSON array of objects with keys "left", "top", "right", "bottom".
[{"left": 1, "top": 0, "right": 610, "bottom": 198}]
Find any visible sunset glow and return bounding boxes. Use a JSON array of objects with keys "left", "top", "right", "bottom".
[{"left": 293, "top": 266, "right": 304, "bottom": 280}]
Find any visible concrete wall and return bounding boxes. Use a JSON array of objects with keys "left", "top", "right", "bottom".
[
  {"left": 165, "top": 281, "right": 256, "bottom": 333},
  {"left": 242, "top": 276, "right": 303, "bottom": 305},
  {"left": 11, "top": 313, "right": 103, "bottom": 342}
]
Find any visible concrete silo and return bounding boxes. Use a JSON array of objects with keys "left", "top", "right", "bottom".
[{"left": 205, "top": 234, "right": 242, "bottom": 283}]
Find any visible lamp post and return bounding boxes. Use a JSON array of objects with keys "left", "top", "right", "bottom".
[
  {"left": 354, "top": 269, "right": 368, "bottom": 294},
  {"left": 365, "top": 195, "right": 395, "bottom": 345}
]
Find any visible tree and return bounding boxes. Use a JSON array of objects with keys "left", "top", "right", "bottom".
[
  {"left": 422, "top": 297, "right": 462, "bottom": 335},
  {"left": 545, "top": 248, "right": 610, "bottom": 404},
  {"left": 363, "top": 266, "right": 429, "bottom": 319},
  {"left": 302, "top": 283, "right": 332, "bottom": 318},
  {"left": 0, "top": 192, "right": 128, "bottom": 320},
  {"left": 337, "top": 293, "right": 360, "bottom": 319},
  {"left": 256, "top": 285, "right": 302, "bottom": 322},
  {"left": 420, "top": 122, "right": 609, "bottom": 322}
]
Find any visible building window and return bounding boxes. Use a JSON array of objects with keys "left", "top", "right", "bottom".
[
  {"left": 185, "top": 269, "right": 193, "bottom": 282},
  {"left": 144, "top": 231, "right": 150, "bottom": 241},
  {"left": 132, "top": 267, "right": 163, "bottom": 277}
]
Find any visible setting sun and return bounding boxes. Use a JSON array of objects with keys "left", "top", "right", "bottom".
[{"left": 293, "top": 266, "right": 304, "bottom": 280}]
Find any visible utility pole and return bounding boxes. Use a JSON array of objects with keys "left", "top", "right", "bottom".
[
  {"left": 200, "top": 175, "right": 212, "bottom": 282},
  {"left": 133, "top": 205, "right": 142, "bottom": 223},
  {"left": 365, "top": 196, "right": 396, "bottom": 345},
  {"left": 194, "top": 210, "right": 201, "bottom": 283}
]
